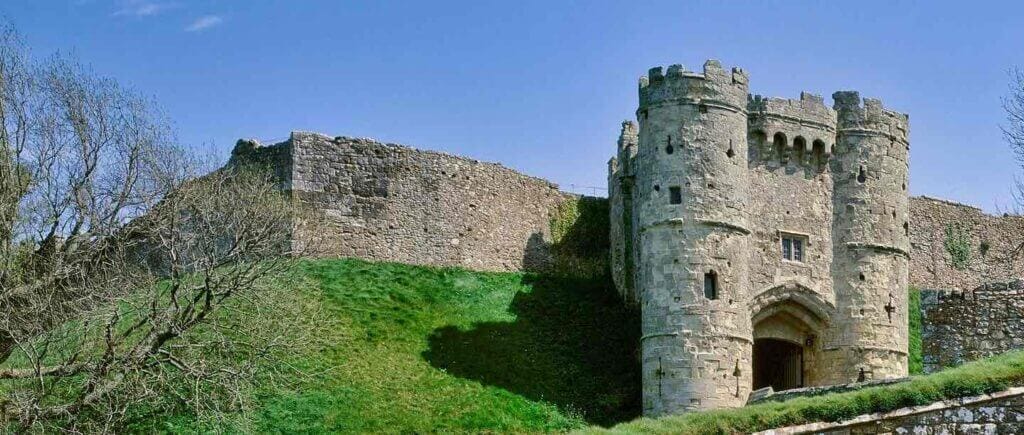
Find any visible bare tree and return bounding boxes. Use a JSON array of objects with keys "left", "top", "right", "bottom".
[
  {"left": 1005, "top": 69, "right": 1024, "bottom": 166},
  {"left": 0, "top": 24, "right": 192, "bottom": 359},
  {"left": 1001, "top": 68, "right": 1024, "bottom": 274},
  {"left": 0, "top": 23, "right": 310, "bottom": 431},
  {"left": 0, "top": 168, "right": 303, "bottom": 431}
]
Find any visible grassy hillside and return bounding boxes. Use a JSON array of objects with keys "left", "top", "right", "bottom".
[
  {"left": 144, "top": 259, "right": 640, "bottom": 433},
  {"left": 111, "top": 260, "right": 1002, "bottom": 434}
]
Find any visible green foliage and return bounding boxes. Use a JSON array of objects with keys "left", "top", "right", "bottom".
[
  {"left": 943, "top": 223, "right": 972, "bottom": 271},
  {"left": 549, "top": 196, "right": 611, "bottom": 279},
  {"left": 908, "top": 287, "right": 923, "bottom": 374},
  {"left": 582, "top": 350, "right": 1024, "bottom": 435},
  {"left": 127, "top": 258, "right": 639, "bottom": 432}
]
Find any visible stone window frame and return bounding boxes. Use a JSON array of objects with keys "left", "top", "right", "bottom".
[
  {"left": 778, "top": 231, "right": 810, "bottom": 263},
  {"left": 668, "top": 186, "right": 682, "bottom": 205},
  {"left": 703, "top": 270, "right": 719, "bottom": 300}
]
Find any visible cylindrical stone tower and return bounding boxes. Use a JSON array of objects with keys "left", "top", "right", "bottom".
[
  {"left": 827, "top": 91, "right": 910, "bottom": 383},
  {"left": 634, "top": 60, "right": 753, "bottom": 415}
]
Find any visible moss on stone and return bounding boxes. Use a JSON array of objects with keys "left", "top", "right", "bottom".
[
  {"left": 548, "top": 196, "right": 610, "bottom": 279},
  {"left": 943, "top": 223, "right": 972, "bottom": 271}
]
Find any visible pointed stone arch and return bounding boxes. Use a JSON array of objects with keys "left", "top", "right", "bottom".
[
  {"left": 749, "top": 281, "right": 835, "bottom": 391},
  {"left": 749, "top": 281, "right": 834, "bottom": 329}
]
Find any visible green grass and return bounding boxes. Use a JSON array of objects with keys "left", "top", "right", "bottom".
[
  {"left": 24, "top": 259, "right": 1020, "bottom": 434},
  {"left": 582, "top": 351, "right": 1024, "bottom": 434},
  {"left": 909, "top": 287, "right": 923, "bottom": 374},
  {"left": 141, "top": 258, "right": 640, "bottom": 433}
]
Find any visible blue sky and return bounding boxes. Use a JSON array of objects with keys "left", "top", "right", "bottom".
[{"left": 4, "top": 1, "right": 1023, "bottom": 212}]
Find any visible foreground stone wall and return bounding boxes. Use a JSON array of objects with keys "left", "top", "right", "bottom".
[
  {"left": 758, "top": 387, "right": 1024, "bottom": 434},
  {"left": 909, "top": 196, "right": 1024, "bottom": 290},
  {"left": 238, "top": 132, "right": 571, "bottom": 272},
  {"left": 920, "top": 281, "right": 1024, "bottom": 373}
]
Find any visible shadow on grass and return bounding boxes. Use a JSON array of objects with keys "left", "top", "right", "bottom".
[{"left": 422, "top": 274, "right": 641, "bottom": 426}]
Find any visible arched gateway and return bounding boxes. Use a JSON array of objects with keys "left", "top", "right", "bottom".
[{"left": 750, "top": 282, "right": 833, "bottom": 392}]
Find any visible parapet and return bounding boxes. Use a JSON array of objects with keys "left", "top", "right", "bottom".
[
  {"left": 748, "top": 91, "right": 837, "bottom": 132},
  {"left": 833, "top": 91, "right": 909, "bottom": 143},
  {"left": 749, "top": 90, "right": 835, "bottom": 134},
  {"left": 638, "top": 60, "right": 749, "bottom": 111}
]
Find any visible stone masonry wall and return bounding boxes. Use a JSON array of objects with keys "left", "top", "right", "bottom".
[
  {"left": 229, "top": 131, "right": 1024, "bottom": 285},
  {"left": 920, "top": 281, "right": 1024, "bottom": 373},
  {"left": 239, "top": 131, "right": 570, "bottom": 272},
  {"left": 758, "top": 387, "right": 1024, "bottom": 434},
  {"left": 909, "top": 196, "right": 1024, "bottom": 290}
]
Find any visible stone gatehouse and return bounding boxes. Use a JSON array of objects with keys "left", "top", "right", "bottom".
[{"left": 608, "top": 60, "right": 911, "bottom": 416}]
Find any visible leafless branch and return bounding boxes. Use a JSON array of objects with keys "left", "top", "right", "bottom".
[{"left": 0, "top": 21, "right": 320, "bottom": 432}]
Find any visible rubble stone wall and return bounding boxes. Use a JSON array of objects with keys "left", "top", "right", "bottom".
[
  {"left": 237, "top": 132, "right": 570, "bottom": 272},
  {"left": 920, "top": 281, "right": 1024, "bottom": 373},
  {"left": 909, "top": 196, "right": 1024, "bottom": 290}
]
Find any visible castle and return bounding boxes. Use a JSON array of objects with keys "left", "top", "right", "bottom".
[
  {"left": 607, "top": 60, "right": 911, "bottom": 415},
  {"left": 233, "top": 59, "right": 1024, "bottom": 420}
]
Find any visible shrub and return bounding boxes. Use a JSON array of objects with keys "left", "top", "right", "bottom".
[{"left": 943, "top": 223, "right": 972, "bottom": 271}]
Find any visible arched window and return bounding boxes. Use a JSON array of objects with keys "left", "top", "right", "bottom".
[
  {"left": 773, "top": 132, "right": 787, "bottom": 161},
  {"left": 812, "top": 139, "right": 826, "bottom": 167},
  {"left": 749, "top": 130, "right": 767, "bottom": 159},
  {"left": 793, "top": 136, "right": 807, "bottom": 163}
]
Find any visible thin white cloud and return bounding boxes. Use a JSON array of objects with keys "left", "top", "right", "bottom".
[
  {"left": 184, "top": 15, "right": 224, "bottom": 32},
  {"left": 113, "top": 0, "right": 176, "bottom": 17}
]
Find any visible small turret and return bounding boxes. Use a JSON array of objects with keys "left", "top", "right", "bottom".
[
  {"left": 609, "top": 120, "right": 641, "bottom": 305},
  {"left": 615, "top": 120, "right": 638, "bottom": 176},
  {"left": 618, "top": 120, "right": 639, "bottom": 152}
]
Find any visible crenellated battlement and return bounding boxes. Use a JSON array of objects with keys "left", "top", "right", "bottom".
[
  {"left": 747, "top": 92, "right": 836, "bottom": 129},
  {"left": 638, "top": 60, "right": 749, "bottom": 112},
  {"left": 833, "top": 91, "right": 909, "bottom": 143}
]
